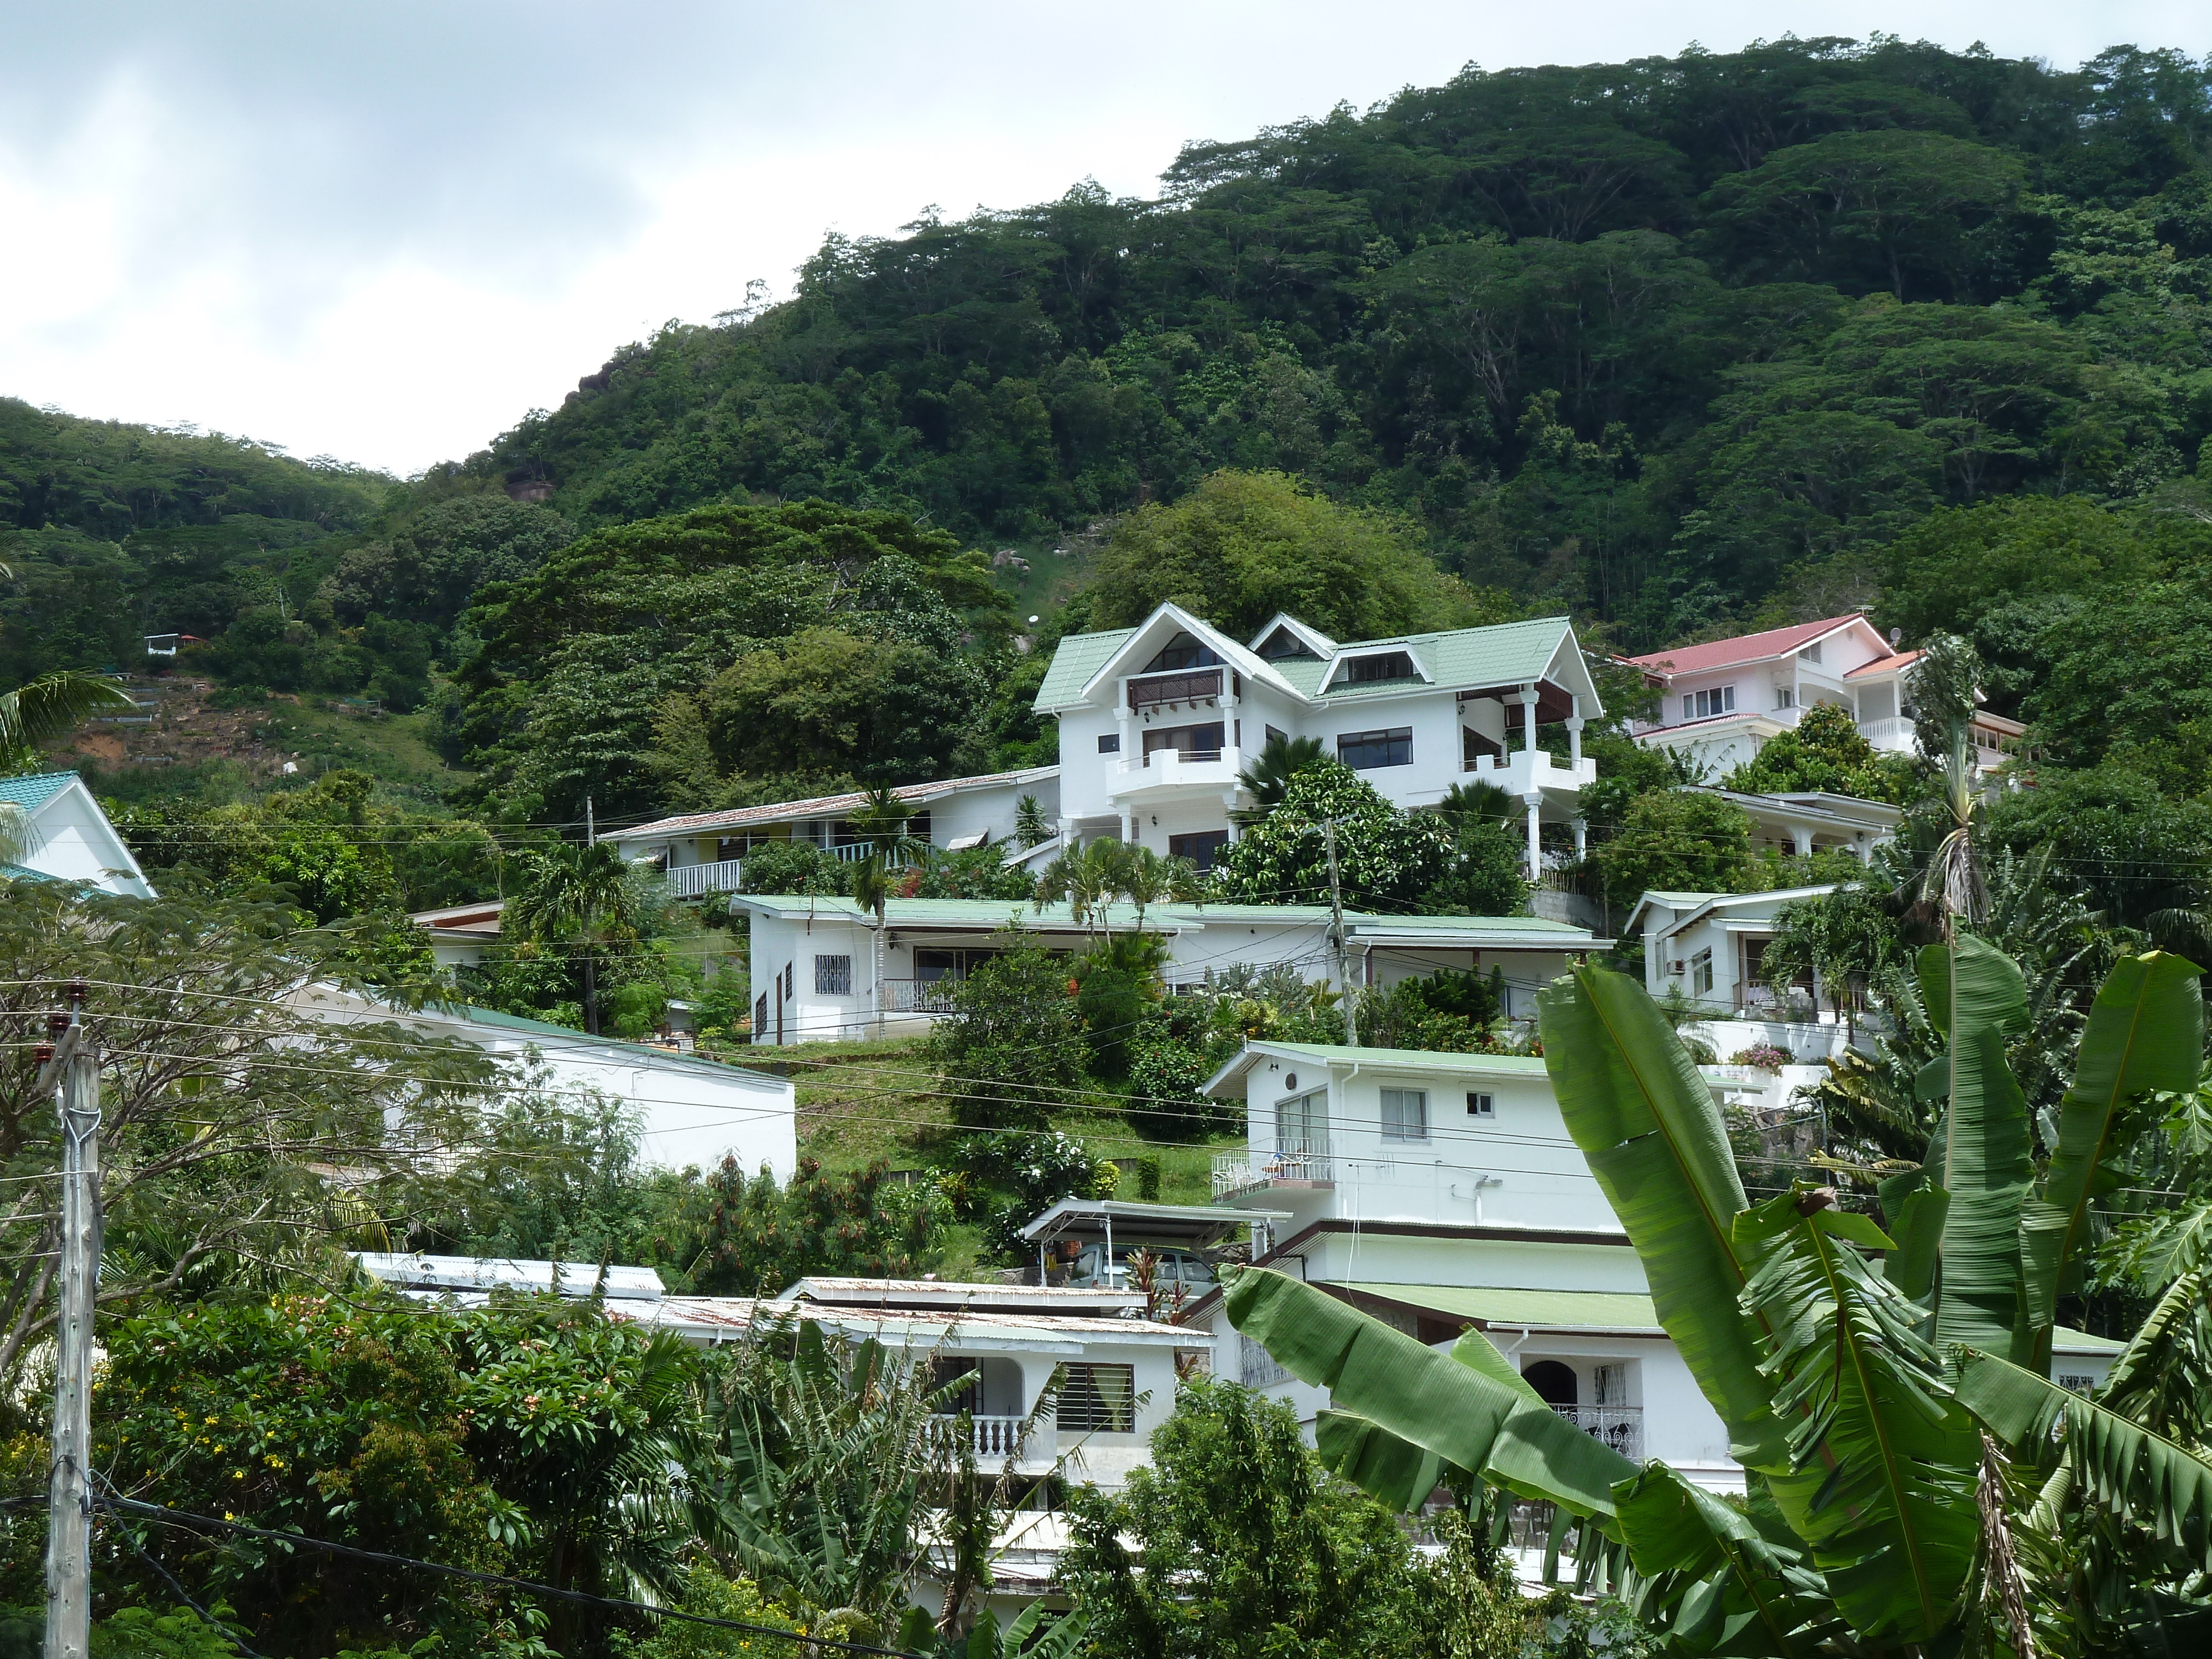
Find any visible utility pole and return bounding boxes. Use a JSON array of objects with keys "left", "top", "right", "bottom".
[
  {"left": 585, "top": 794, "right": 596, "bottom": 847},
  {"left": 40, "top": 981, "right": 99, "bottom": 1659},
  {"left": 1322, "top": 818, "right": 1357, "bottom": 1045}
]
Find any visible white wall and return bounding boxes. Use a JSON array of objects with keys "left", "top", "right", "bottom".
[{"left": 23, "top": 779, "right": 155, "bottom": 898}]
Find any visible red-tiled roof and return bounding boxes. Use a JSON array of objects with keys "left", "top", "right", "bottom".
[
  {"left": 1624, "top": 615, "right": 1869, "bottom": 677},
  {"left": 1844, "top": 648, "right": 1921, "bottom": 681}
]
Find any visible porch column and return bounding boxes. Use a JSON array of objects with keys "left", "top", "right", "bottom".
[
  {"left": 1223, "top": 790, "right": 1241, "bottom": 840},
  {"left": 1572, "top": 817, "right": 1587, "bottom": 858},
  {"left": 1566, "top": 700, "right": 1584, "bottom": 769},
  {"left": 1789, "top": 826, "right": 1814, "bottom": 857},
  {"left": 1120, "top": 807, "right": 1137, "bottom": 846},
  {"left": 1517, "top": 684, "right": 1540, "bottom": 754},
  {"left": 1524, "top": 792, "right": 1543, "bottom": 878}
]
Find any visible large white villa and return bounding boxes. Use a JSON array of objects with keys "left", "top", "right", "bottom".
[
  {"left": 1624, "top": 612, "right": 2023, "bottom": 781},
  {"left": 612, "top": 604, "right": 1606, "bottom": 890}
]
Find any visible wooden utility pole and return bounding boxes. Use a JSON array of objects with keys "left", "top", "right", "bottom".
[
  {"left": 1322, "top": 818, "right": 1357, "bottom": 1045},
  {"left": 40, "top": 982, "right": 100, "bottom": 1659}
]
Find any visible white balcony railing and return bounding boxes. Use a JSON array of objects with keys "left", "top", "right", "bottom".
[
  {"left": 927, "top": 1414, "right": 1049, "bottom": 1462},
  {"left": 1114, "top": 747, "right": 1244, "bottom": 793},
  {"left": 1854, "top": 717, "right": 1914, "bottom": 752},
  {"left": 880, "top": 978, "right": 962, "bottom": 1015},
  {"left": 1213, "top": 1150, "right": 1336, "bottom": 1198},
  {"left": 1462, "top": 747, "right": 1595, "bottom": 794},
  {"left": 663, "top": 841, "right": 872, "bottom": 896},
  {"left": 1556, "top": 1405, "right": 1641, "bottom": 1461}
]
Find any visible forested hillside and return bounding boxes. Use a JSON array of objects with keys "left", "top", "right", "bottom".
[{"left": 465, "top": 37, "right": 2212, "bottom": 647}]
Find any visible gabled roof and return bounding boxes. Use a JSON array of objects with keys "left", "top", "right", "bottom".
[
  {"left": 0, "top": 773, "right": 75, "bottom": 810},
  {"left": 1067, "top": 603, "right": 1304, "bottom": 707},
  {"left": 1035, "top": 607, "right": 1601, "bottom": 716},
  {"left": 1624, "top": 615, "right": 1877, "bottom": 679},
  {"left": 1844, "top": 648, "right": 1922, "bottom": 681},
  {"left": 1246, "top": 613, "right": 1340, "bottom": 660},
  {"left": 611, "top": 766, "right": 1058, "bottom": 842},
  {"left": 1625, "top": 885, "right": 1841, "bottom": 939}
]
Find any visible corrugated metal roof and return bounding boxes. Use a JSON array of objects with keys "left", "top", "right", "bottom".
[
  {"left": 615, "top": 766, "right": 1058, "bottom": 840},
  {"left": 0, "top": 773, "right": 75, "bottom": 810},
  {"left": 1624, "top": 615, "right": 1866, "bottom": 677},
  {"left": 1033, "top": 627, "right": 1137, "bottom": 710},
  {"left": 734, "top": 897, "right": 1598, "bottom": 944},
  {"left": 1247, "top": 1042, "right": 1553, "bottom": 1076}
]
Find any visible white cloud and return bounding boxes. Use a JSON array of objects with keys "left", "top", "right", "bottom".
[{"left": 2, "top": 1, "right": 2206, "bottom": 474}]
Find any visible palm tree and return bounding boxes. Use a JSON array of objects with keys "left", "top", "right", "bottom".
[
  {"left": 846, "top": 786, "right": 928, "bottom": 1035},
  {"left": 1035, "top": 837, "right": 1131, "bottom": 939},
  {"left": 0, "top": 666, "right": 140, "bottom": 873},
  {"left": 1233, "top": 733, "right": 1325, "bottom": 825},
  {"left": 1228, "top": 941, "right": 2212, "bottom": 1654},
  {"left": 1922, "top": 723, "right": 1987, "bottom": 937},
  {"left": 1437, "top": 779, "right": 1515, "bottom": 835},
  {"left": 1117, "top": 844, "right": 1202, "bottom": 931},
  {"left": 506, "top": 838, "right": 645, "bottom": 1035}
]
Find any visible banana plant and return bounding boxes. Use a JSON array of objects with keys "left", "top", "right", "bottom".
[{"left": 1226, "top": 941, "right": 2212, "bottom": 1655}]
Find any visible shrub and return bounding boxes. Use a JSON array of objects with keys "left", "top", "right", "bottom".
[
  {"left": 735, "top": 839, "right": 847, "bottom": 895},
  {"left": 929, "top": 941, "right": 1088, "bottom": 1131}
]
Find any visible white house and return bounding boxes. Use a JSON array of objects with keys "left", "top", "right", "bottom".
[
  {"left": 295, "top": 985, "right": 797, "bottom": 1177},
  {"left": 1696, "top": 787, "right": 1902, "bottom": 862},
  {"left": 1624, "top": 614, "right": 2024, "bottom": 780},
  {"left": 1626, "top": 886, "right": 1847, "bottom": 1019},
  {"left": 628, "top": 1275, "right": 1204, "bottom": 1492},
  {"left": 0, "top": 771, "right": 155, "bottom": 898},
  {"left": 1034, "top": 605, "right": 1604, "bottom": 875},
  {"left": 732, "top": 895, "right": 1606, "bottom": 1046},
  {"left": 1190, "top": 1037, "right": 2123, "bottom": 1493},
  {"left": 608, "top": 766, "right": 1063, "bottom": 900}
]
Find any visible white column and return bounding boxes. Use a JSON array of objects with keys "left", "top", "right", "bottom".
[
  {"left": 1223, "top": 791, "right": 1241, "bottom": 839},
  {"left": 1790, "top": 826, "right": 1814, "bottom": 857},
  {"left": 1518, "top": 684, "right": 1540, "bottom": 753},
  {"left": 1120, "top": 808, "right": 1137, "bottom": 846},
  {"left": 1566, "top": 706, "right": 1584, "bottom": 769},
  {"left": 1524, "top": 792, "right": 1543, "bottom": 877},
  {"left": 1572, "top": 817, "right": 1587, "bottom": 858}
]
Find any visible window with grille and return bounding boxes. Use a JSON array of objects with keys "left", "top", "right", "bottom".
[
  {"left": 815, "top": 954, "right": 853, "bottom": 995},
  {"left": 1381, "top": 1087, "right": 1428, "bottom": 1142},
  {"left": 782, "top": 962, "right": 795, "bottom": 999},
  {"left": 1240, "top": 1335, "right": 1289, "bottom": 1387},
  {"left": 1057, "top": 1363, "right": 1136, "bottom": 1432},
  {"left": 753, "top": 993, "right": 767, "bottom": 1033},
  {"left": 1338, "top": 727, "right": 1412, "bottom": 769}
]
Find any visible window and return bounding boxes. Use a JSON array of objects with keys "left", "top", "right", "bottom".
[
  {"left": 1097, "top": 732, "right": 1120, "bottom": 754},
  {"left": 1332, "top": 650, "right": 1418, "bottom": 686},
  {"left": 1466, "top": 1091, "right": 1494, "bottom": 1119},
  {"left": 915, "top": 947, "right": 995, "bottom": 985},
  {"left": 1140, "top": 634, "right": 1220, "bottom": 673},
  {"left": 1256, "top": 627, "right": 1318, "bottom": 662},
  {"left": 1240, "top": 1334, "right": 1290, "bottom": 1387},
  {"left": 1338, "top": 727, "right": 1412, "bottom": 769},
  {"left": 814, "top": 954, "right": 853, "bottom": 995},
  {"left": 1142, "top": 722, "right": 1224, "bottom": 762},
  {"left": 1169, "top": 830, "right": 1230, "bottom": 870},
  {"left": 1798, "top": 641, "right": 1822, "bottom": 664},
  {"left": 930, "top": 1358, "right": 982, "bottom": 1416},
  {"left": 1381, "top": 1087, "right": 1428, "bottom": 1142},
  {"left": 1691, "top": 947, "right": 1714, "bottom": 996},
  {"left": 782, "top": 962, "right": 795, "bottom": 999},
  {"left": 754, "top": 993, "right": 767, "bottom": 1032},
  {"left": 1773, "top": 686, "right": 1795, "bottom": 711},
  {"left": 1688, "top": 686, "right": 1735, "bottom": 719},
  {"left": 1057, "top": 1363, "right": 1136, "bottom": 1432},
  {"left": 2059, "top": 1374, "right": 2097, "bottom": 1395},
  {"left": 1265, "top": 724, "right": 1287, "bottom": 747},
  {"left": 1276, "top": 1089, "right": 1328, "bottom": 1157}
]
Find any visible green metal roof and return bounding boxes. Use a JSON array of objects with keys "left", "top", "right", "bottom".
[
  {"left": 0, "top": 773, "right": 75, "bottom": 810},
  {"left": 1340, "top": 1282, "right": 1658, "bottom": 1329},
  {"left": 1249, "top": 1042, "right": 1553, "bottom": 1076},
  {"left": 447, "top": 1004, "right": 787, "bottom": 1087},
  {"left": 733, "top": 898, "right": 1596, "bottom": 942},
  {"left": 1032, "top": 627, "right": 1137, "bottom": 710}
]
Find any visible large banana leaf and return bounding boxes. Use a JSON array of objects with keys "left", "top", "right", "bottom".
[
  {"left": 1538, "top": 965, "right": 1784, "bottom": 1467},
  {"left": 1957, "top": 1347, "right": 2212, "bottom": 1569},
  {"left": 1223, "top": 1266, "right": 1633, "bottom": 1520},
  {"left": 1923, "top": 936, "right": 2036, "bottom": 1365},
  {"left": 1613, "top": 1464, "right": 1845, "bottom": 1658},
  {"left": 1874, "top": 1166, "right": 1949, "bottom": 1306},
  {"left": 1313, "top": 1322, "right": 1550, "bottom": 1509},
  {"left": 2021, "top": 952, "right": 2204, "bottom": 1369},
  {"left": 1735, "top": 1194, "right": 1982, "bottom": 1644}
]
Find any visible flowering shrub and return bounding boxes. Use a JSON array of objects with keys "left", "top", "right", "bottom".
[{"left": 1730, "top": 1043, "right": 1791, "bottom": 1072}]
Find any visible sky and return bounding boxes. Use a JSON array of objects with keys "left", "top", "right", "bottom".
[{"left": 3, "top": 2, "right": 2207, "bottom": 477}]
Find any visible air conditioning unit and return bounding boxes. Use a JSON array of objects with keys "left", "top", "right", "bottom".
[{"left": 1667, "top": 960, "right": 1687, "bottom": 975}]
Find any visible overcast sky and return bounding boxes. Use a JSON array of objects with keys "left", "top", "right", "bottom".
[{"left": 3, "top": 3, "right": 2206, "bottom": 477}]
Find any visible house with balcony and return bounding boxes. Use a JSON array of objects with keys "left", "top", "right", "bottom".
[
  {"left": 1623, "top": 614, "right": 2023, "bottom": 781},
  {"left": 1034, "top": 604, "right": 1603, "bottom": 875},
  {"left": 628, "top": 1275, "right": 1204, "bottom": 1492},
  {"left": 732, "top": 895, "right": 1605, "bottom": 1045},
  {"left": 1626, "top": 886, "right": 1846, "bottom": 1020},
  {"left": 1187, "top": 1037, "right": 2122, "bottom": 1492},
  {"left": 606, "top": 765, "right": 1063, "bottom": 900}
]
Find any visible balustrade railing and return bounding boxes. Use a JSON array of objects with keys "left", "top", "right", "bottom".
[
  {"left": 1212, "top": 1150, "right": 1335, "bottom": 1198},
  {"left": 927, "top": 1414, "right": 1044, "bottom": 1460},
  {"left": 1127, "top": 669, "right": 1222, "bottom": 710},
  {"left": 1554, "top": 1405, "right": 1642, "bottom": 1460}
]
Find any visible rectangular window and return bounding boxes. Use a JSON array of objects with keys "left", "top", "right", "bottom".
[
  {"left": 1168, "top": 829, "right": 1230, "bottom": 871},
  {"left": 754, "top": 993, "right": 767, "bottom": 1033},
  {"left": 1691, "top": 686, "right": 1736, "bottom": 719},
  {"left": 929, "top": 1357, "right": 982, "bottom": 1416},
  {"left": 1691, "top": 947, "right": 1714, "bottom": 996},
  {"left": 814, "top": 954, "right": 853, "bottom": 995},
  {"left": 1773, "top": 686, "right": 1794, "bottom": 711},
  {"left": 1333, "top": 650, "right": 1418, "bottom": 686},
  {"left": 1265, "top": 724, "right": 1287, "bottom": 747},
  {"left": 2059, "top": 1374, "right": 2097, "bottom": 1395},
  {"left": 1275, "top": 1088, "right": 1328, "bottom": 1157},
  {"left": 1097, "top": 732, "right": 1120, "bottom": 754},
  {"left": 1466, "top": 1091, "right": 1494, "bottom": 1118},
  {"left": 1338, "top": 727, "right": 1413, "bottom": 769},
  {"left": 1798, "top": 642, "right": 1822, "bottom": 664},
  {"left": 1380, "top": 1087, "right": 1428, "bottom": 1142},
  {"left": 1057, "top": 1363, "right": 1136, "bottom": 1433},
  {"left": 1240, "top": 1334, "right": 1290, "bottom": 1388},
  {"left": 1681, "top": 694, "right": 1694, "bottom": 721},
  {"left": 1142, "top": 722, "right": 1224, "bottom": 762},
  {"left": 782, "top": 962, "right": 795, "bottom": 999}
]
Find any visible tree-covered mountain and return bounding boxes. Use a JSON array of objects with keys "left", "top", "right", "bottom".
[{"left": 453, "top": 37, "right": 2212, "bottom": 648}]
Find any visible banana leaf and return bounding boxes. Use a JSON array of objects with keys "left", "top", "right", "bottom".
[
  {"left": 1734, "top": 1193, "right": 1982, "bottom": 1644},
  {"left": 1312, "top": 1324, "right": 1549, "bottom": 1509},
  {"left": 1538, "top": 965, "right": 1785, "bottom": 1467},
  {"left": 1923, "top": 936, "right": 2035, "bottom": 1365},
  {"left": 1957, "top": 1347, "right": 2212, "bottom": 1569},
  {"left": 1223, "top": 1266, "right": 1633, "bottom": 1521},
  {"left": 1874, "top": 1166, "right": 1949, "bottom": 1306},
  {"left": 2021, "top": 952, "right": 2204, "bottom": 1369},
  {"left": 1613, "top": 1463, "right": 1845, "bottom": 1658}
]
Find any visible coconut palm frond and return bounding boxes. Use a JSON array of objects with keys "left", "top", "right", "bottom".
[{"left": 0, "top": 670, "right": 137, "bottom": 757}]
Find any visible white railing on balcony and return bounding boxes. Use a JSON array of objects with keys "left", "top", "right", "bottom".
[
  {"left": 666, "top": 858, "right": 744, "bottom": 898},
  {"left": 880, "top": 978, "right": 962, "bottom": 1015},
  {"left": 1212, "top": 1150, "right": 1337, "bottom": 1198},
  {"left": 927, "top": 1414, "right": 1048, "bottom": 1461},
  {"left": 1555, "top": 1405, "right": 1641, "bottom": 1461},
  {"left": 1855, "top": 717, "right": 1913, "bottom": 752},
  {"left": 1462, "top": 747, "right": 1595, "bottom": 791},
  {"left": 1126, "top": 669, "right": 1223, "bottom": 711}
]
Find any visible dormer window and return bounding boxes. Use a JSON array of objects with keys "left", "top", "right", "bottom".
[
  {"left": 1256, "top": 625, "right": 1319, "bottom": 661},
  {"left": 1327, "top": 650, "right": 1420, "bottom": 689},
  {"left": 1141, "top": 633, "right": 1222, "bottom": 674},
  {"left": 1798, "top": 642, "right": 1822, "bottom": 664}
]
